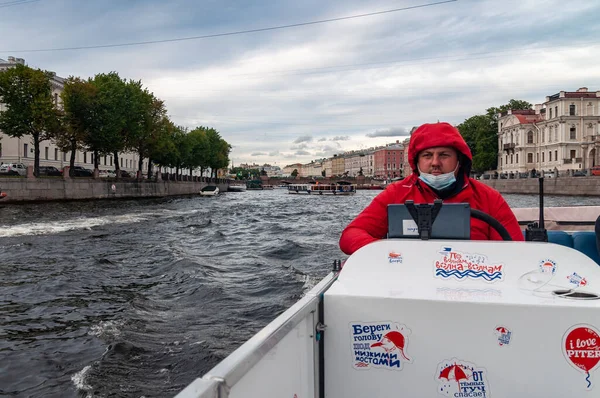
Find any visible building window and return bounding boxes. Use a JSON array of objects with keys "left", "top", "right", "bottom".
[
  {"left": 549, "top": 108, "right": 553, "bottom": 119},
  {"left": 516, "top": 154, "right": 519, "bottom": 163},
  {"left": 527, "top": 131, "right": 534, "bottom": 144},
  {"left": 120, "top": 158, "right": 123, "bottom": 167},
  {"left": 110, "top": 157, "right": 113, "bottom": 166},
  {"left": 570, "top": 104, "right": 576, "bottom": 116},
  {"left": 542, "top": 129, "right": 545, "bottom": 143},
  {"left": 83, "top": 152, "right": 87, "bottom": 163},
  {"left": 542, "top": 152, "right": 545, "bottom": 162},
  {"left": 54, "top": 148, "right": 58, "bottom": 160},
  {"left": 23, "top": 143, "right": 28, "bottom": 158},
  {"left": 505, "top": 155, "right": 508, "bottom": 164},
  {"left": 570, "top": 150, "right": 576, "bottom": 159},
  {"left": 554, "top": 150, "right": 557, "bottom": 161},
  {"left": 570, "top": 127, "right": 576, "bottom": 140},
  {"left": 510, "top": 154, "right": 513, "bottom": 164},
  {"left": 527, "top": 153, "right": 533, "bottom": 163},
  {"left": 44, "top": 147, "right": 49, "bottom": 160},
  {"left": 555, "top": 106, "right": 558, "bottom": 117},
  {"left": 54, "top": 93, "right": 58, "bottom": 105},
  {"left": 549, "top": 151, "right": 552, "bottom": 162},
  {"left": 536, "top": 153, "right": 539, "bottom": 163}
]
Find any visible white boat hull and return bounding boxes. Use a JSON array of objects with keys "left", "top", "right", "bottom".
[
  {"left": 200, "top": 187, "right": 219, "bottom": 196},
  {"left": 178, "top": 236, "right": 600, "bottom": 397},
  {"left": 228, "top": 185, "right": 247, "bottom": 192}
]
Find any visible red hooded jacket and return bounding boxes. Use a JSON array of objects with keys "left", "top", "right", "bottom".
[{"left": 339, "top": 123, "right": 524, "bottom": 255}]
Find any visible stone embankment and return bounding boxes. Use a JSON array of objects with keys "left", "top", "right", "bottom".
[
  {"left": 481, "top": 176, "right": 600, "bottom": 196},
  {"left": 0, "top": 176, "right": 229, "bottom": 203}
]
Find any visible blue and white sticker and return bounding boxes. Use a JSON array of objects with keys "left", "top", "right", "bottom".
[
  {"left": 350, "top": 321, "right": 412, "bottom": 371},
  {"left": 434, "top": 247, "right": 504, "bottom": 283}
]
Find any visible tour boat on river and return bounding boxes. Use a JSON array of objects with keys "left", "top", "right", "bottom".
[
  {"left": 177, "top": 193, "right": 600, "bottom": 398},
  {"left": 287, "top": 181, "right": 357, "bottom": 195}
]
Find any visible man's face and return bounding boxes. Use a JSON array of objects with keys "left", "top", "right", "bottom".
[{"left": 417, "top": 146, "right": 459, "bottom": 176}]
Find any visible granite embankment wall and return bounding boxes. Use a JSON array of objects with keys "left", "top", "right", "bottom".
[
  {"left": 481, "top": 176, "right": 600, "bottom": 196},
  {"left": 0, "top": 178, "right": 229, "bottom": 203}
]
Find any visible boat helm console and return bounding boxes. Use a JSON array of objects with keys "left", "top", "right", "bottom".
[{"left": 177, "top": 194, "right": 600, "bottom": 398}]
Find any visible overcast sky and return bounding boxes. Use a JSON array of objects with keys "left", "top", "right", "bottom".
[{"left": 2, "top": 0, "right": 599, "bottom": 167}]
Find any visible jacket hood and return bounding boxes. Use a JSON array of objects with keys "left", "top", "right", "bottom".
[{"left": 408, "top": 122, "right": 472, "bottom": 175}]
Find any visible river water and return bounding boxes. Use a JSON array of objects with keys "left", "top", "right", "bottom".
[{"left": 0, "top": 190, "right": 597, "bottom": 397}]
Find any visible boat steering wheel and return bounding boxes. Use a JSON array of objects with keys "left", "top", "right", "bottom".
[{"left": 470, "top": 209, "right": 512, "bottom": 241}]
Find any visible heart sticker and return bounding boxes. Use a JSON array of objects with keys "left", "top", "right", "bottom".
[{"left": 563, "top": 325, "right": 600, "bottom": 390}]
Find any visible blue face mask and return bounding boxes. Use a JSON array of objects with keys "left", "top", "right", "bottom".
[{"left": 418, "top": 165, "right": 458, "bottom": 190}]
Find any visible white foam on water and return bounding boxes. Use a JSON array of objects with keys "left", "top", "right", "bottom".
[
  {"left": 88, "top": 320, "right": 123, "bottom": 339},
  {"left": 0, "top": 207, "right": 206, "bottom": 238},
  {"left": 0, "top": 212, "right": 151, "bottom": 238},
  {"left": 71, "top": 365, "right": 93, "bottom": 397}
]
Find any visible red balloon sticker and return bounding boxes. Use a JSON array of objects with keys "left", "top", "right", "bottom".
[{"left": 562, "top": 325, "right": 600, "bottom": 390}]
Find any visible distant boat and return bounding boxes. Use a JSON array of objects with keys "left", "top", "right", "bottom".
[
  {"left": 228, "top": 183, "right": 246, "bottom": 192},
  {"left": 287, "top": 181, "right": 356, "bottom": 195},
  {"left": 200, "top": 186, "right": 219, "bottom": 196},
  {"left": 262, "top": 185, "right": 274, "bottom": 190}
]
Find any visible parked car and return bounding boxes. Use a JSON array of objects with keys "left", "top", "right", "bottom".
[
  {"left": 117, "top": 170, "right": 132, "bottom": 178},
  {"left": 0, "top": 163, "right": 27, "bottom": 176},
  {"left": 99, "top": 169, "right": 117, "bottom": 178},
  {"left": 591, "top": 166, "right": 600, "bottom": 176},
  {"left": 70, "top": 166, "right": 94, "bottom": 177},
  {"left": 38, "top": 166, "right": 62, "bottom": 176},
  {"left": 572, "top": 170, "right": 586, "bottom": 177}
]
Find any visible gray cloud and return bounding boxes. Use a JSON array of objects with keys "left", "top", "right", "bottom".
[
  {"left": 251, "top": 152, "right": 267, "bottom": 156},
  {"left": 294, "top": 150, "right": 311, "bottom": 156},
  {"left": 366, "top": 127, "right": 409, "bottom": 138},
  {"left": 268, "top": 150, "right": 280, "bottom": 156},
  {"left": 331, "top": 135, "right": 350, "bottom": 141},
  {"left": 290, "top": 143, "right": 309, "bottom": 150},
  {"left": 293, "top": 135, "right": 313, "bottom": 144},
  {"left": 317, "top": 137, "right": 327, "bottom": 142}
]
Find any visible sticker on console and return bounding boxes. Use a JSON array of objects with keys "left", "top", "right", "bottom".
[
  {"left": 435, "top": 247, "right": 504, "bottom": 283},
  {"left": 563, "top": 324, "right": 600, "bottom": 390},
  {"left": 539, "top": 259, "right": 557, "bottom": 275},
  {"left": 567, "top": 272, "right": 588, "bottom": 287},
  {"left": 350, "top": 321, "right": 412, "bottom": 371},
  {"left": 388, "top": 252, "right": 403, "bottom": 263},
  {"left": 436, "top": 358, "right": 491, "bottom": 397},
  {"left": 494, "top": 325, "right": 512, "bottom": 346}
]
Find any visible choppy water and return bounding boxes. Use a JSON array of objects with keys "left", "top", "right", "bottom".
[{"left": 0, "top": 190, "right": 596, "bottom": 397}]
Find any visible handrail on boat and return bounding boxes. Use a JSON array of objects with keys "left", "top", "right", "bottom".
[{"left": 175, "top": 272, "right": 339, "bottom": 398}]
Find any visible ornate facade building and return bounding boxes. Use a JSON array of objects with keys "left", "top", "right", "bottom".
[{"left": 498, "top": 87, "right": 600, "bottom": 174}]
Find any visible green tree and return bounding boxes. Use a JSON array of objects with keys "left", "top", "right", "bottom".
[
  {"left": 0, "top": 64, "right": 61, "bottom": 176},
  {"left": 458, "top": 99, "right": 532, "bottom": 172},
  {"left": 88, "top": 72, "right": 129, "bottom": 174},
  {"left": 187, "top": 126, "right": 211, "bottom": 177},
  {"left": 130, "top": 91, "right": 166, "bottom": 178},
  {"left": 58, "top": 77, "right": 97, "bottom": 175},
  {"left": 358, "top": 167, "right": 364, "bottom": 176},
  {"left": 291, "top": 169, "right": 299, "bottom": 178},
  {"left": 204, "top": 128, "right": 231, "bottom": 179},
  {"left": 148, "top": 118, "right": 178, "bottom": 177}
]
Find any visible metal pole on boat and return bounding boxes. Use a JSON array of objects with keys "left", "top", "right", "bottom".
[{"left": 525, "top": 177, "right": 548, "bottom": 242}]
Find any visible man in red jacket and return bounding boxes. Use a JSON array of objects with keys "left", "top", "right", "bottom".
[{"left": 339, "top": 122, "right": 524, "bottom": 255}]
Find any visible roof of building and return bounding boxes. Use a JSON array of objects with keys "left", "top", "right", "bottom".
[{"left": 513, "top": 114, "right": 543, "bottom": 124}]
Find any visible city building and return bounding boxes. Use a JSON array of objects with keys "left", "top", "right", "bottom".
[
  {"left": 373, "top": 141, "right": 404, "bottom": 179},
  {"left": 498, "top": 88, "right": 600, "bottom": 174}
]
